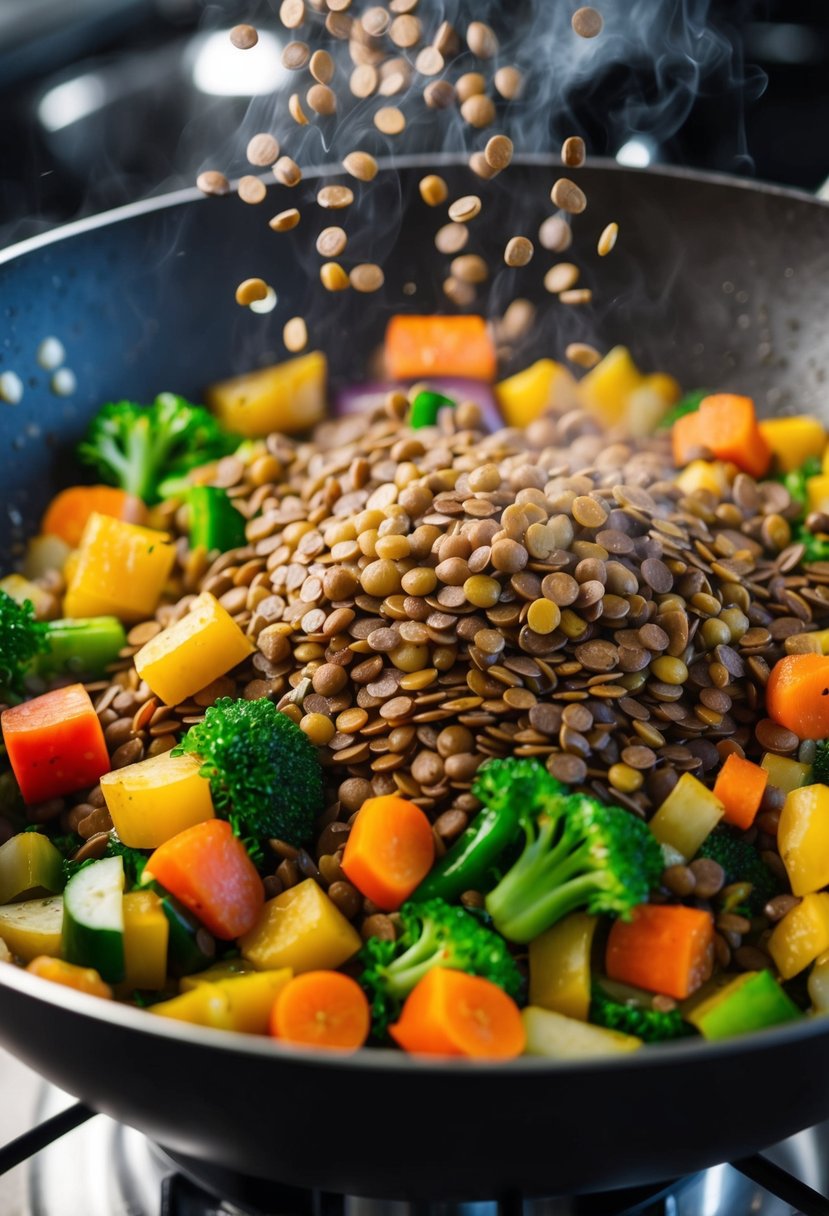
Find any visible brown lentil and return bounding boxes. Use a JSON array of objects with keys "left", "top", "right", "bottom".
[
  {"left": 230, "top": 23, "right": 258, "bottom": 49},
  {"left": 374, "top": 106, "right": 406, "bottom": 135},
  {"left": 237, "top": 176, "right": 267, "bottom": 205},
  {"left": 504, "top": 237, "right": 534, "bottom": 268},
  {"left": 343, "top": 151, "right": 378, "bottom": 182},
  {"left": 572, "top": 6, "right": 604, "bottom": 37},
  {"left": 269, "top": 208, "right": 301, "bottom": 232},
  {"left": 597, "top": 221, "right": 619, "bottom": 256},
  {"left": 246, "top": 133, "right": 279, "bottom": 167}
]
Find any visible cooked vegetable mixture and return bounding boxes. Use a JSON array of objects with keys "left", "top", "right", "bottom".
[{"left": 4, "top": 323, "right": 829, "bottom": 1060}]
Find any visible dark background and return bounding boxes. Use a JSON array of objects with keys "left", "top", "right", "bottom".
[{"left": 1, "top": 0, "right": 827, "bottom": 249}]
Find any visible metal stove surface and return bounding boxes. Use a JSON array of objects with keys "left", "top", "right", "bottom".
[{"left": 2, "top": 1051, "right": 829, "bottom": 1216}]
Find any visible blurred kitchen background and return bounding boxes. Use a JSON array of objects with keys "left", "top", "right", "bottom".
[{"left": 1, "top": 0, "right": 828, "bottom": 249}]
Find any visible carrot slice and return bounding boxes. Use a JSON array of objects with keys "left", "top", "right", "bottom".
[
  {"left": 1, "top": 684, "right": 110, "bottom": 804},
  {"left": 673, "top": 394, "right": 771, "bottom": 478},
  {"left": 146, "top": 819, "right": 264, "bottom": 940},
  {"left": 605, "top": 905, "right": 714, "bottom": 1001},
  {"left": 385, "top": 315, "right": 497, "bottom": 381},
  {"left": 269, "top": 970, "right": 369, "bottom": 1051},
  {"left": 712, "top": 753, "right": 768, "bottom": 830},
  {"left": 27, "top": 955, "right": 113, "bottom": 999},
  {"left": 671, "top": 410, "right": 706, "bottom": 468},
  {"left": 388, "top": 968, "right": 525, "bottom": 1059},
  {"left": 765, "top": 653, "right": 829, "bottom": 741},
  {"left": 340, "top": 794, "right": 434, "bottom": 911},
  {"left": 41, "top": 485, "right": 147, "bottom": 548}
]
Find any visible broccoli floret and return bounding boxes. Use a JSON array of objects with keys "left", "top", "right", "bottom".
[
  {"left": 590, "top": 983, "right": 693, "bottom": 1043},
  {"left": 814, "top": 741, "right": 829, "bottom": 785},
  {"left": 473, "top": 756, "right": 565, "bottom": 818},
  {"left": 0, "top": 591, "right": 126, "bottom": 702},
  {"left": 77, "top": 393, "right": 238, "bottom": 505},
  {"left": 695, "top": 828, "right": 782, "bottom": 915},
  {"left": 174, "top": 697, "right": 323, "bottom": 864},
  {"left": 358, "top": 897, "right": 524, "bottom": 1037},
  {"left": 485, "top": 792, "right": 664, "bottom": 944}
]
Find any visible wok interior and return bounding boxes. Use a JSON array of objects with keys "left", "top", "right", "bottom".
[{"left": 2, "top": 161, "right": 829, "bottom": 1197}]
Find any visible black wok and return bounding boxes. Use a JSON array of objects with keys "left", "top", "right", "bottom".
[{"left": 1, "top": 158, "right": 829, "bottom": 1200}]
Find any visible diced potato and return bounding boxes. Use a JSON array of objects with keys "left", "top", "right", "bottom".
[
  {"left": 22, "top": 535, "right": 72, "bottom": 581},
  {"left": 101, "top": 751, "right": 214, "bottom": 849},
  {"left": 121, "top": 890, "right": 169, "bottom": 991},
  {"left": 239, "top": 878, "right": 362, "bottom": 973},
  {"left": 577, "top": 346, "right": 643, "bottom": 428},
  {"left": 134, "top": 591, "right": 254, "bottom": 706},
  {"left": 759, "top": 416, "right": 826, "bottom": 473},
  {"left": 180, "top": 959, "right": 257, "bottom": 989},
  {"left": 522, "top": 1006, "right": 642, "bottom": 1059},
  {"left": 648, "top": 772, "right": 724, "bottom": 860},
  {"left": 777, "top": 785, "right": 829, "bottom": 896},
  {"left": 64, "top": 513, "right": 175, "bottom": 623},
  {"left": 494, "top": 359, "right": 578, "bottom": 428},
  {"left": 769, "top": 893, "right": 829, "bottom": 980},
  {"left": 206, "top": 352, "right": 327, "bottom": 438},
  {"left": 152, "top": 968, "right": 292, "bottom": 1033},
  {"left": 0, "top": 895, "right": 63, "bottom": 962},
  {"left": 528, "top": 912, "right": 597, "bottom": 1021},
  {"left": 761, "top": 753, "right": 811, "bottom": 795}
]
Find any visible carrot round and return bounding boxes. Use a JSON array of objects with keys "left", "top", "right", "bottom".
[
  {"left": 388, "top": 967, "right": 525, "bottom": 1059},
  {"left": 146, "top": 819, "right": 264, "bottom": 940},
  {"left": 712, "top": 752, "right": 768, "bottom": 830},
  {"left": 270, "top": 970, "right": 369, "bottom": 1051},
  {"left": 766, "top": 654, "right": 829, "bottom": 741},
  {"left": 605, "top": 904, "right": 714, "bottom": 1001},
  {"left": 341, "top": 794, "right": 435, "bottom": 911},
  {"left": 385, "top": 315, "right": 497, "bottom": 382},
  {"left": 27, "top": 955, "right": 113, "bottom": 1000},
  {"left": 41, "top": 485, "right": 147, "bottom": 548}
]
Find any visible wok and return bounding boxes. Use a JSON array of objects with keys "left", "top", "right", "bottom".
[{"left": 1, "top": 157, "right": 829, "bottom": 1201}]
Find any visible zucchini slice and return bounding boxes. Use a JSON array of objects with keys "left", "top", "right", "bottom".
[{"left": 62, "top": 856, "right": 125, "bottom": 983}]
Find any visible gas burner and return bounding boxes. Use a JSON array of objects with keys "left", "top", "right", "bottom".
[{"left": 1, "top": 1083, "right": 823, "bottom": 1216}]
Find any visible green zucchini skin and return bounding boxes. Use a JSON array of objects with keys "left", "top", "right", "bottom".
[{"left": 62, "top": 856, "right": 125, "bottom": 983}]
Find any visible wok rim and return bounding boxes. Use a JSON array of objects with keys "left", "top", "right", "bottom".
[
  {"left": 1, "top": 154, "right": 827, "bottom": 269},
  {"left": 2, "top": 152, "right": 829, "bottom": 1080}
]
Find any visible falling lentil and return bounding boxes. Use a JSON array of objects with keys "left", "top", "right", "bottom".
[
  {"left": 310, "top": 49, "right": 335, "bottom": 84},
  {"left": 572, "top": 6, "right": 604, "bottom": 37},
  {"left": 343, "top": 151, "right": 379, "bottom": 182},
  {"left": 283, "top": 317, "right": 308, "bottom": 352},
  {"left": 374, "top": 106, "right": 406, "bottom": 135},
  {"left": 196, "top": 170, "right": 229, "bottom": 196},
  {"left": 237, "top": 176, "right": 267, "bottom": 205},
  {"left": 504, "top": 237, "right": 534, "bottom": 268},
  {"left": 598, "top": 222, "right": 619, "bottom": 256},
  {"left": 448, "top": 195, "right": 481, "bottom": 223},
  {"left": 551, "top": 178, "right": 588, "bottom": 214},
  {"left": 269, "top": 208, "right": 301, "bottom": 232},
  {"left": 230, "top": 23, "right": 258, "bottom": 49},
  {"left": 565, "top": 342, "right": 601, "bottom": 368}
]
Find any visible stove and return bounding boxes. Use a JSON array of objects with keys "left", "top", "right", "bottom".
[{"left": 1, "top": 1049, "right": 829, "bottom": 1216}]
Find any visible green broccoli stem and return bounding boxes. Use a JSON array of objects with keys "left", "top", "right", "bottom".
[
  {"left": 36, "top": 618, "right": 127, "bottom": 679},
  {"left": 485, "top": 822, "right": 609, "bottom": 944},
  {"left": 123, "top": 416, "right": 158, "bottom": 500},
  {"left": 381, "top": 919, "right": 447, "bottom": 999}
]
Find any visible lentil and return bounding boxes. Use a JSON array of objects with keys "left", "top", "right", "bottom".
[
  {"left": 374, "top": 106, "right": 406, "bottom": 135},
  {"left": 269, "top": 208, "right": 301, "bottom": 232},
  {"left": 343, "top": 151, "right": 378, "bottom": 182},
  {"left": 246, "top": 134, "right": 279, "bottom": 166},
  {"left": 196, "top": 170, "right": 229, "bottom": 196},
  {"left": 419, "top": 175, "right": 448, "bottom": 206},
  {"left": 237, "top": 176, "right": 267, "bottom": 205},
  {"left": 504, "top": 237, "right": 534, "bottom": 267},
  {"left": 230, "top": 23, "right": 258, "bottom": 48},
  {"left": 551, "top": 178, "right": 588, "bottom": 214},
  {"left": 598, "top": 221, "right": 619, "bottom": 256},
  {"left": 572, "top": 6, "right": 604, "bottom": 37}
]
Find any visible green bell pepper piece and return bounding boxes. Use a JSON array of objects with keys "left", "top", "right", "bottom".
[
  {"left": 188, "top": 486, "right": 247, "bottom": 553},
  {"left": 409, "top": 801, "right": 524, "bottom": 904},
  {"left": 410, "top": 390, "right": 456, "bottom": 429},
  {"left": 686, "top": 970, "right": 801, "bottom": 1040}
]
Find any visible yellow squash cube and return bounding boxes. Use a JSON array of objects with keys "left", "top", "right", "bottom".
[
  {"left": 528, "top": 912, "right": 597, "bottom": 1021},
  {"left": 648, "top": 772, "right": 724, "bottom": 860},
  {"left": 238, "top": 878, "right": 362, "bottom": 973},
  {"left": 769, "top": 892, "right": 829, "bottom": 980},
  {"left": 674, "top": 460, "right": 732, "bottom": 499},
  {"left": 761, "top": 754, "right": 811, "bottom": 795},
  {"left": 778, "top": 784, "right": 829, "bottom": 896},
  {"left": 577, "top": 346, "right": 643, "bottom": 428},
  {"left": 759, "top": 416, "right": 826, "bottom": 473},
  {"left": 0, "top": 895, "right": 63, "bottom": 962},
  {"left": 522, "top": 1006, "right": 641, "bottom": 1059},
  {"left": 134, "top": 591, "right": 254, "bottom": 705},
  {"left": 121, "top": 890, "right": 169, "bottom": 991},
  {"left": 153, "top": 968, "right": 292, "bottom": 1033},
  {"left": 64, "top": 513, "right": 175, "bottom": 623},
  {"left": 180, "top": 959, "right": 257, "bottom": 989},
  {"left": 494, "top": 359, "right": 578, "bottom": 429},
  {"left": 100, "top": 751, "right": 214, "bottom": 848},
  {"left": 808, "top": 474, "right": 829, "bottom": 516},
  {"left": 206, "top": 352, "right": 327, "bottom": 438}
]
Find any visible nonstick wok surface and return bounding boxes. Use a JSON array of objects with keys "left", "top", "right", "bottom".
[{"left": 1, "top": 159, "right": 829, "bottom": 1199}]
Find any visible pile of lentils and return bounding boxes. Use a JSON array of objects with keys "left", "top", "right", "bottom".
[
  {"left": 42, "top": 394, "right": 829, "bottom": 947},
  {"left": 198, "top": 2, "right": 614, "bottom": 370}
]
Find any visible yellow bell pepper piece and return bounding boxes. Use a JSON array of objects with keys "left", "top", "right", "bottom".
[
  {"left": 180, "top": 959, "right": 257, "bottom": 989},
  {"left": 577, "top": 346, "right": 643, "bottom": 428},
  {"left": 64, "top": 513, "right": 175, "bottom": 623},
  {"left": 674, "top": 460, "right": 733, "bottom": 499},
  {"left": 100, "top": 751, "right": 214, "bottom": 849},
  {"left": 648, "top": 772, "right": 724, "bottom": 860},
  {"left": 0, "top": 574, "right": 55, "bottom": 619},
  {"left": 0, "top": 895, "right": 63, "bottom": 962},
  {"left": 761, "top": 753, "right": 811, "bottom": 796},
  {"left": 777, "top": 784, "right": 829, "bottom": 896},
  {"left": 807, "top": 474, "right": 829, "bottom": 516},
  {"left": 528, "top": 912, "right": 597, "bottom": 1020},
  {"left": 768, "top": 892, "right": 829, "bottom": 980},
  {"left": 0, "top": 832, "right": 64, "bottom": 905},
  {"left": 239, "top": 878, "right": 362, "bottom": 974},
  {"left": 134, "top": 591, "right": 254, "bottom": 706},
  {"left": 759, "top": 416, "right": 826, "bottom": 474},
  {"left": 119, "top": 890, "right": 169, "bottom": 991},
  {"left": 522, "top": 1006, "right": 642, "bottom": 1058},
  {"left": 206, "top": 352, "right": 327, "bottom": 438},
  {"left": 494, "top": 359, "right": 578, "bottom": 429},
  {"left": 153, "top": 968, "right": 292, "bottom": 1033}
]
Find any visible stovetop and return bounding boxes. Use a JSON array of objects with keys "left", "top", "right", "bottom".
[{"left": 3, "top": 1047, "right": 829, "bottom": 1216}]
